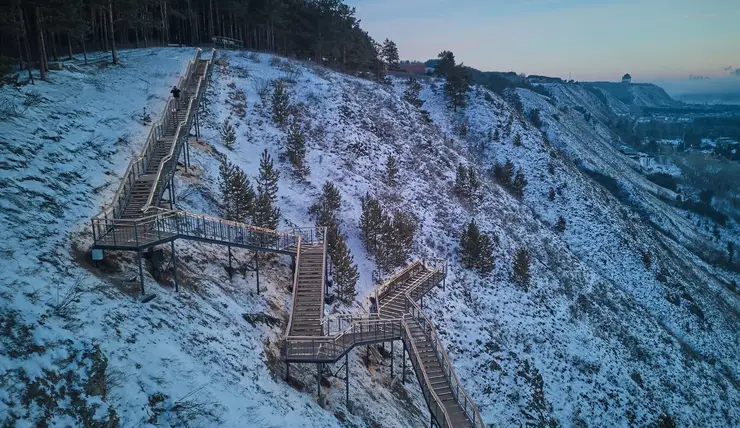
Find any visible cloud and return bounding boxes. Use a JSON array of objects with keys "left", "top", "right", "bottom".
[{"left": 722, "top": 65, "right": 733, "bottom": 71}]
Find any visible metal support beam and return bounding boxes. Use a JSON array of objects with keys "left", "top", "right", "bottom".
[
  {"left": 317, "top": 363, "right": 321, "bottom": 403},
  {"left": 137, "top": 248, "right": 145, "bottom": 295},
  {"left": 171, "top": 240, "right": 178, "bottom": 292},
  {"left": 285, "top": 362, "right": 290, "bottom": 381},
  {"left": 402, "top": 341, "right": 406, "bottom": 384},
  {"left": 171, "top": 177, "right": 176, "bottom": 206},
  {"left": 345, "top": 353, "right": 349, "bottom": 407},
  {"left": 255, "top": 252, "right": 260, "bottom": 294},
  {"left": 227, "top": 246, "right": 233, "bottom": 279},
  {"left": 390, "top": 341, "right": 394, "bottom": 378}
]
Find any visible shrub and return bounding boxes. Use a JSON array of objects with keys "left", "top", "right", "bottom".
[
  {"left": 555, "top": 216, "right": 566, "bottom": 233},
  {"left": 252, "top": 78, "right": 271, "bottom": 102},
  {"left": 512, "top": 248, "right": 531, "bottom": 290},
  {"left": 647, "top": 173, "right": 678, "bottom": 191}
]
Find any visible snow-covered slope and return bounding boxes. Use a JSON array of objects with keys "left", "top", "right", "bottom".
[{"left": 1, "top": 48, "right": 738, "bottom": 428}]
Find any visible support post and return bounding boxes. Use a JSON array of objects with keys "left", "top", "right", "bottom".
[
  {"left": 227, "top": 246, "right": 232, "bottom": 279},
  {"left": 317, "top": 363, "right": 321, "bottom": 403},
  {"left": 137, "top": 248, "right": 145, "bottom": 295},
  {"left": 171, "top": 240, "right": 178, "bottom": 292},
  {"left": 171, "top": 178, "right": 176, "bottom": 206},
  {"left": 390, "top": 340, "right": 394, "bottom": 378},
  {"left": 285, "top": 362, "right": 290, "bottom": 381},
  {"left": 345, "top": 353, "right": 349, "bottom": 407},
  {"left": 255, "top": 252, "right": 260, "bottom": 294},
  {"left": 185, "top": 134, "right": 191, "bottom": 172},
  {"left": 402, "top": 341, "right": 406, "bottom": 384}
]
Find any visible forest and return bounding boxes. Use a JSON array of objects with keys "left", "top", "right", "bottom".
[{"left": 0, "top": 0, "right": 380, "bottom": 82}]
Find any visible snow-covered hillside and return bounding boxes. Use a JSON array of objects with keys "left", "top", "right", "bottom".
[{"left": 1, "top": 48, "right": 738, "bottom": 428}]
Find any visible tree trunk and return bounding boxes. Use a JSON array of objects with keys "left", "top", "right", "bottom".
[
  {"left": 208, "top": 0, "right": 214, "bottom": 39},
  {"left": 16, "top": 36, "right": 24, "bottom": 70},
  {"left": 50, "top": 32, "right": 59, "bottom": 62},
  {"left": 107, "top": 0, "right": 118, "bottom": 64},
  {"left": 102, "top": 10, "right": 109, "bottom": 52},
  {"left": 81, "top": 36, "right": 88, "bottom": 65},
  {"left": 19, "top": 9, "right": 34, "bottom": 84},
  {"left": 67, "top": 34, "right": 74, "bottom": 60},
  {"left": 134, "top": 29, "right": 139, "bottom": 48},
  {"left": 90, "top": 6, "right": 96, "bottom": 48},
  {"left": 35, "top": 7, "right": 47, "bottom": 80},
  {"left": 162, "top": 1, "right": 169, "bottom": 45}
]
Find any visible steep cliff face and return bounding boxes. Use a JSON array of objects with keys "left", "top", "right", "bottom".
[{"left": 1, "top": 49, "right": 737, "bottom": 428}]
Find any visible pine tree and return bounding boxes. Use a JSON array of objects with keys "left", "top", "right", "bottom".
[
  {"left": 444, "top": 65, "right": 471, "bottom": 111},
  {"left": 381, "top": 39, "right": 399, "bottom": 68},
  {"left": 403, "top": 76, "right": 423, "bottom": 108},
  {"left": 359, "top": 193, "right": 387, "bottom": 257},
  {"left": 555, "top": 216, "right": 566, "bottom": 233},
  {"left": 332, "top": 235, "right": 359, "bottom": 303},
  {"left": 221, "top": 118, "right": 236, "bottom": 149},
  {"left": 254, "top": 149, "right": 280, "bottom": 230},
  {"left": 493, "top": 128, "right": 500, "bottom": 142},
  {"left": 382, "top": 210, "right": 417, "bottom": 267},
  {"left": 218, "top": 161, "right": 237, "bottom": 220},
  {"left": 308, "top": 181, "right": 343, "bottom": 251},
  {"left": 493, "top": 158, "right": 515, "bottom": 188},
  {"left": 384, "top": 155, "right": 399, "bottom": 186},
  {"left": 468, "top": 166, "right": 479, "bottom": 197},
  {"left": 218, "top": 161, "right": 256, "bottom": 223},
  {"left": 435, "top": 50, "right": 456, "bottom": 77},
  {"left": 475, "top": 233, "right": 496, "bottom": 274},
  {"left": 514, "top": 134, "right": 522, "bottom": 147},
  {"left": 512, "top": 169, "right": 528, "bottom": 198},
  {"left": 454, "top": 163, "right": 470, "bottom": 197},
  {"left": 512, "top": 248, "right": 531, "bottom": 290},
  {"left": 459, "top": 220, "right": 495, "bottom": 274},
  {"left": 548, "top": 187, "right": 556, "bottom": 201},
  {"left": 271, "top": 79, "right": 290, "bottom": 127},
  {"left": 285, "top": 120, "right": 306, "bottom": 171}
]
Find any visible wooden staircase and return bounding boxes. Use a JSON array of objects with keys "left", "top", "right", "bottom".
[
  {"left": 288, "top": 244, "right": 326, "bottom": 337},
  {"left": 405, "top": 320, "right": 474, "bottom": 427}
]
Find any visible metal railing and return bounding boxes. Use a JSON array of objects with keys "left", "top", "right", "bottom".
[
  {"left": 285, "top": 235, "right": 303, "bottom": 337},
  {"left": 401, "top": 320, "right": 454, "bottom": 428},
  {"left": 92, "top": 208, "right": 299, "bottom": 251},
  {"left": 93, "top": 48, "right": 203, "bottom": 223},
  {"left": 142, "top": 49, "right": 216, "bottom": 213},
  {"left": 376, "top": 260, "right": 425, "bottom": 301},
  {"left": 285, "top": 227, "right": 328, "bottom": 337},
  {"left": 405, "top": 273, "right": 484, "bottom": 428},
  {"left": 292, "top": 227, "right": 326, "bottom": 245},
  {"left": 285, "top": 317, "right": 404, "bottom": 362}
]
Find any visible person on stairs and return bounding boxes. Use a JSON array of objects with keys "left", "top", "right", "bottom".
[{"left": 170, "top": 86, "right": 181, "bottom": 112}]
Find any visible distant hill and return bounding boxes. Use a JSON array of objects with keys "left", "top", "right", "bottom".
[{"left": 579, "top": 81, "right": 680, "bottom": 109}]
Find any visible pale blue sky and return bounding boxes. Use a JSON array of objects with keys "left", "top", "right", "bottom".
[{"left": 347, "top": 0, "right": 740, "bottom": 82}]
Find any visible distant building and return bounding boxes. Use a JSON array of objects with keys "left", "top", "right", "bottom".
[
  {"left": 618, "top": 145, "right": 653, "bottom": 168},
  {"left": 622, "top": 73, "right": 632, "bottom": 84},
  {"left": 399, "top": 63, "right": 427, "bottom": 74}
]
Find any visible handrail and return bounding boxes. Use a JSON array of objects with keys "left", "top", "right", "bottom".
[
  {"left": 142, "top": 49, "right": 215, "bottom": 212},
  {"left": 92, "top": 48, "right": 202, "bottom": 222},
  {"left": 401, "top": 319, "right": 454, "bottom": 428},
  {"left": 319, "top": 228, "right": 328, "bottom": 320},
  {"left": 405, "top": 277, "right": 484, "bottom": 428},
  {"left": 376, "top": 259, "right": 423, "bottom": 301},
  {"left": 285, "top": 235, "right": 303, "bottom": 336}
]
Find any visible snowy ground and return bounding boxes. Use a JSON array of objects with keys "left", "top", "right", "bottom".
[{"left": 1, "top": 48, "right": 738, "bottom": 427}]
